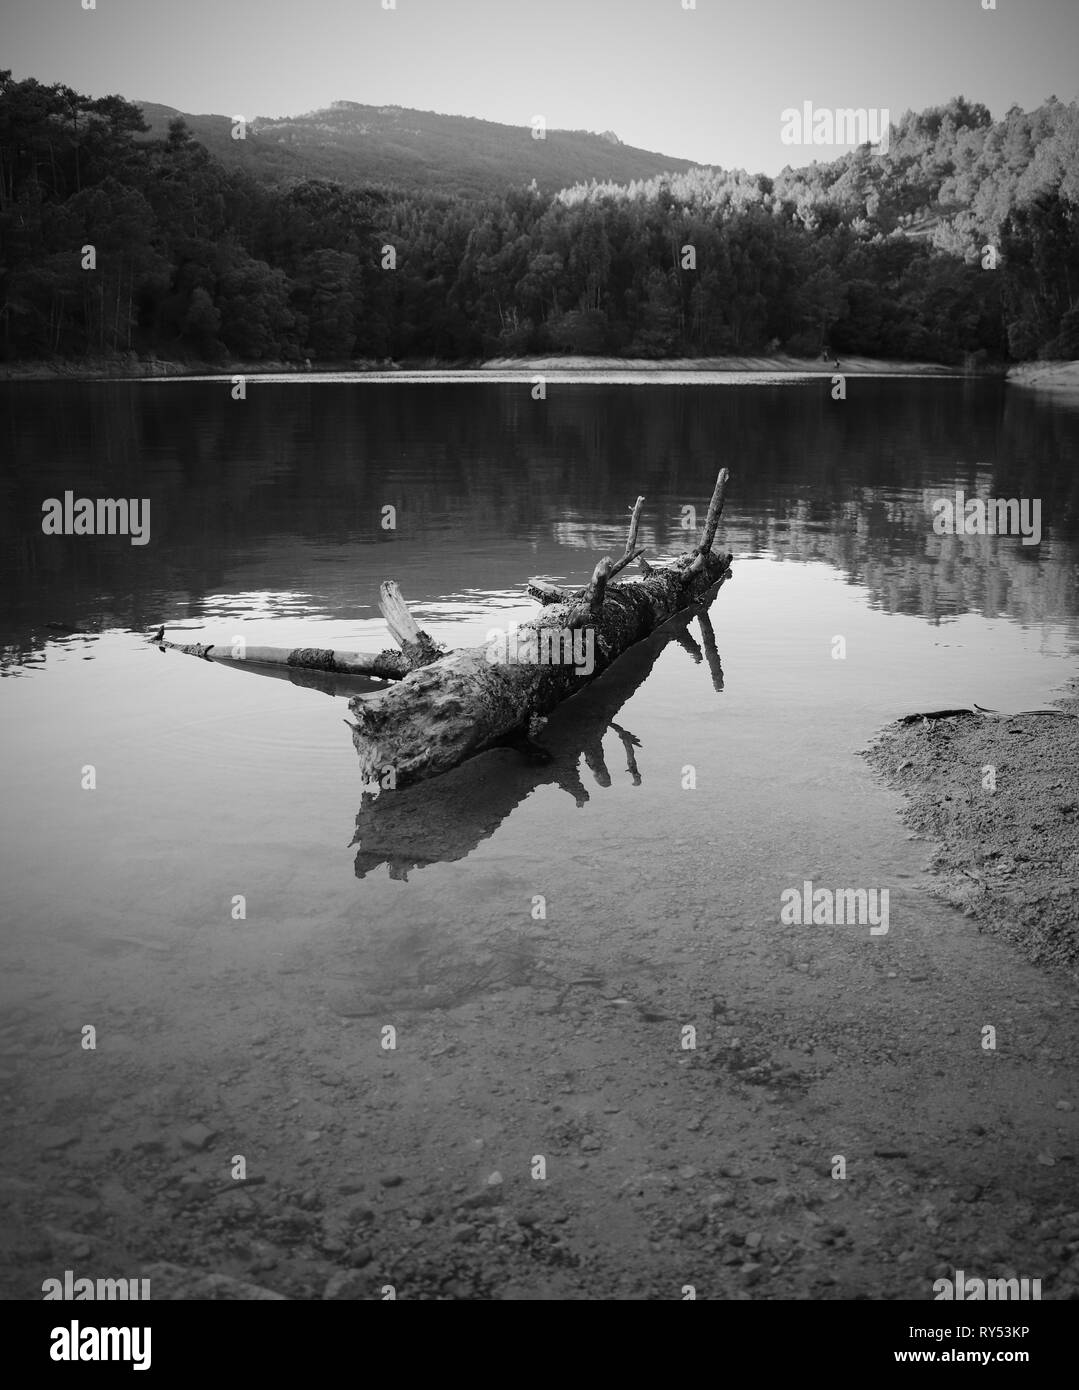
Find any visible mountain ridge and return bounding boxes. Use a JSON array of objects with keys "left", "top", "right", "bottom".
[{"left": 134, "top": 99, "right": 704, "bottom": 197}]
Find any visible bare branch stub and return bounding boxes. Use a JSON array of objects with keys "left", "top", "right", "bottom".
[
  {"left": 609, "top": 496, "right": 648, "bottom": 575},
  {"left": 625, "top": 495, "right": 645, "bottom": 555},
  {"left": 608, "top": 546, "right": 646, "bottom": 580},
  {"left": 697, "top": 466, "right": 730, "bottom": 556},
  {"left": 379, "top": 580, "right": 445, "bottom": 667},
  {"left": 586, "top": 557, "right": 613, "bottom": 615},
  {"left": 379, "top": 580, "right": 423, "bottom": 650},
  {"left": 527, "top": 579, "right": 569, "bottom": 606}
]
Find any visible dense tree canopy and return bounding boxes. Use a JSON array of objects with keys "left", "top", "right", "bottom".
[{"left": 1, "top": 76, "right": 1076, "bottom": 365}]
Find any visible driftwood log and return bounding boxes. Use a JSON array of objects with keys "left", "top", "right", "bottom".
[
  {"left": 348, "top": 467, "right": 732, "bottom": 790},
  {"left": 150, "top": 465, "right": 734, "bottom": 793}
]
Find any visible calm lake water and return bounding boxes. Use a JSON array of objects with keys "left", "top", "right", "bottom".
[{"left": 1, "top": 376, "right": 1078, "bottom": 1028}]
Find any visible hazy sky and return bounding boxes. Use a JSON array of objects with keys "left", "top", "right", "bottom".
[{"left": 5, "top": 0, "right": 1078, "bottom": 173}]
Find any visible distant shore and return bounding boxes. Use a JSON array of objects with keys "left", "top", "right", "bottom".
[
  {"left": 4, "top": 353, "right": 1075, "bottom": 387},
  {"left": 0, "top": 352, "right": 1009, "bottom": 382},
  {"left": 476, "top": 354, "right": 975, "bottom": 375},
  {"left": 1004, "top": 360, "right": 1079, "bottom": 391}
]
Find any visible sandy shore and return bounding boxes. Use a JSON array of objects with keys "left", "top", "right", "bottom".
[
  {"left": 477, "top": 354, "right": 969, "bottom": 375},
  {"left": 863, "top": 683, "right": 1079, "bottom": 977},
  {"left": 1, "top": 352, "right": 986, "bottom": 381},
  {"left": 1006, "top": 360, "right": 1079, "bottom": 392},
  {"left": 10, "top": 354, "right": 1079, "bottom": 385}
]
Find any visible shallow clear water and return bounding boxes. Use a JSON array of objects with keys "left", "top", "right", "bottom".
[{"left": 1, "top": 377, "right": 1078, "bottom": 1021}]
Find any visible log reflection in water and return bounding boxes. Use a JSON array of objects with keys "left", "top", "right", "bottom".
[
  {"left": 215, "top": 656, "right": 390, "bottom": 701},
  {"left": 350, "top": 585, "right": 728, "bottom": 879}
]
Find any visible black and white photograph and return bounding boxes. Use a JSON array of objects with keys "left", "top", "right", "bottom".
[{"left": 1, "top": 0, "right": 1077, "bottom": 1346}]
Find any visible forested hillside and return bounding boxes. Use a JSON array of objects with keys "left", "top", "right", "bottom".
[{"left": 1, "top": 75, "right": 1076, "bottom": 366}]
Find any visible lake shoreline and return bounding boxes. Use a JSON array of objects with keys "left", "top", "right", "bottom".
[
  {"left": 863, "top": 682, "right": 1079, "bottom": 979},
  {"left": 1004, "top": 360, "right": 1079, "bottom": 391},
  {"left": 1, "top": 351, "right": 1005, "bottom": 382}
]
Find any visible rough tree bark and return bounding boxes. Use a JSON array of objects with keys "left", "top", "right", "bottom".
[{"left": 348, "top": 467, "right": 733, "bottom": 790}]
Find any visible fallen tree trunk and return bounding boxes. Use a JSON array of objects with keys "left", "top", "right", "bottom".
[
  {"left": 348, "top": 467, "right": 733, "bottom": 790},
  {"left": 351, "top": 590, "right": 728, "bottom": 879}
]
